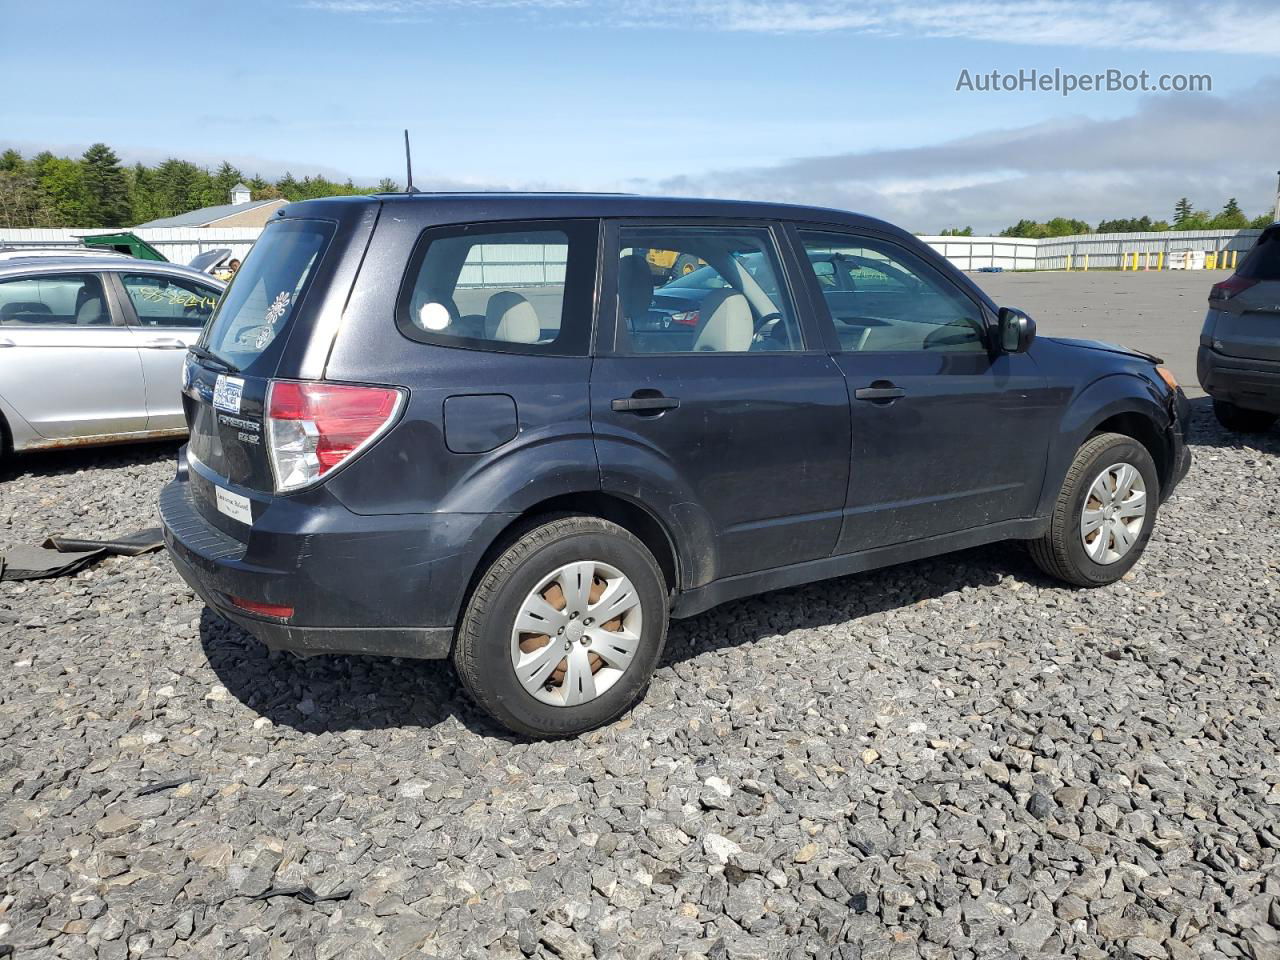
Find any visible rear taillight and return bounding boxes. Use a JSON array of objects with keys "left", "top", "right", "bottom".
[
  {"left": 266, "top": 381, "right": 404, "bottom": 492},
  {"left": 670, "top": 310, "right": 700, "bottom": 327},
  {"left": 1209, "top": 275, "right": 1259, "bottom": 302}
]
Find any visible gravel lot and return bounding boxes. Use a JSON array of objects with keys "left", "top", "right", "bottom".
[{"left": 1, "top": 399, "right": 1278, "bottom": 960}]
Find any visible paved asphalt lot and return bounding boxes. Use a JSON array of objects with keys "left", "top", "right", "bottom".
[
  {"left": 1, "top": 272, "right": 1277, "bottom": 960},
  {"left": 972, "top": 270, "right": 1225, "bottom": 398}
]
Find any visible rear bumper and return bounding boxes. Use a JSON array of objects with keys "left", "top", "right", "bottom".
[
  {"left": 1197, "top": 346, "right": 1280, "bottom": 414},
  {"left": 160, "top": 453, "right": 514, "bottom": 659}
]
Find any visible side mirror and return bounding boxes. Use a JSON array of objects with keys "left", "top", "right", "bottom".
[{"left": 998, "top": 307, "right": 1036, "bottom": 353}]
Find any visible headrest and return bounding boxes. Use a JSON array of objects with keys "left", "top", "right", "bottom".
[
  {"left": 484, "top": 291, "right": 540, "bottom": 343},
  {"left": 618, "top": 253, "right": 654, "bottom": 323}
]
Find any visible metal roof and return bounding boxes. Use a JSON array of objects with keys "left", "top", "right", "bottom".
[
  {"left": 134, "top": 197, "right": 283, "bottom": 229},
  {"left": 0, "top": 256, "right": 227, "bottom": 286}
]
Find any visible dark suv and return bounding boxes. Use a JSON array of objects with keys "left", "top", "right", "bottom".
[
  {"left": 1198, "top": 222, "right": 1280, "bottom": 433},
  {"left": 161, "top": 193, "right": 1191, "bottom": 736}
]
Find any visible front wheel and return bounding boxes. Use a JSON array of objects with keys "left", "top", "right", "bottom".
[
  {"left": 1213, "top": 399, "right": 1277, "bottom": 434},
  {"left": 1029, "top": 432, "right": 1159, "bottom": 587},
  {"left": 453, "top": 516, "right": 668, "bottom": 737}
]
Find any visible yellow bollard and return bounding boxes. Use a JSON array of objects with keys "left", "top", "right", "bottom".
[
  {"left": 1083, "top": 254, "right": 1089, "bottom": 271},
  {"left": 1233, "top": 250, "right": 1239, "bottom": 270},
  {"left": 1134, "top": 251, "right": 1140, "bottom": 271},
  {"left": 1158, "top": 251, "right": 1165, "bottom": 270},
  {"left": 1145, "top": 252, "right": 1151, "bottom": 271},
  {"left": 1120, "top": 252, "right": 1126, "bottom": 272},
  {"left": 1065, "top": 254, "right": 1072, "bottom": 271}
]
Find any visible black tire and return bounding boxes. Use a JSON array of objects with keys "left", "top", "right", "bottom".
[
  {"left": 453, "top": 516, "right": 668, "bottom": 738},
  {"left": 673, "top": 254, "right": 701, "bottom": 277},
  {"left": 1029, "top": 432, "right": 1160, "bottom": 587},
  {"left": 1213, "top": 399, "right": 1277, "bottom": 434}
]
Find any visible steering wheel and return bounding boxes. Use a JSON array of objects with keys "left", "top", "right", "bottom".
[{"left": 752, "top": 312, "right": 788, "bottom": 347}]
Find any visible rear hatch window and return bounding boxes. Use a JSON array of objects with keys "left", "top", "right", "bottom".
[
  {"left": 186, "top": 218, "right": 335, "bottom": 507},
  {"left": 200, "top": 218, "right": 334, "bottom": 374},
  {"left": 1238, "top": 226, "right": 1280, "bottom": 280}
]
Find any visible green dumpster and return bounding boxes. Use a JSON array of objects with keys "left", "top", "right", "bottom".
[{"left": 78, "top": 232, "right": 167, "bottom": 262}]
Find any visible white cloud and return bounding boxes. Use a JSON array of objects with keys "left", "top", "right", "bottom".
[
  {"left": 649, "top": 78, "right": 1280, "bottom": 232},
  {"left": 306, "top": 0, "right": 1280, "bottom": 55}
]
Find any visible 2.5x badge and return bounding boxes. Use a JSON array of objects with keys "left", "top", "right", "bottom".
[{"left": 212, "top": 375, "right": 244, "bottom": 414}]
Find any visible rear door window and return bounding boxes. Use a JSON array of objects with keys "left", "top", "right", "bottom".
[
  {"left": 614, "top": 224, "right": 804, "bottom": 354},
  {"left": 0, "top": 274, "right": 110, "bottom": 326},
  {"left": 398, "top": 219, "right": 598, "bottom": 355},
  {"left": 120, "top": 273, "right": 221, "bottom": 328},
  {"left": 201, "top": 218, "right": 334, "bottom": 371}
]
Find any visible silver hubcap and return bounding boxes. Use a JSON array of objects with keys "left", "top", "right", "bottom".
[
  {"left": 1080, "top": 462, "right": 1147, "bottom": 565},
  {"left": 510, "top": 560, "right": 644, "bottom": 707}
]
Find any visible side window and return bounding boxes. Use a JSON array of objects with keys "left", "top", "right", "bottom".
[
  {"left": 0, "top": 274, "right": 109, "bottom": 326},
  {"left": 616, "top": 225, "right": 803, "bottom": 354},
  {"left": 398, "top": 220, "right": 597, "bottom": 355},
  {"left": 797, "top": 231, "right": 987, "bottom": 353},
  {"left": 121, "top": 274, "right": 221, "bottom": 328}
]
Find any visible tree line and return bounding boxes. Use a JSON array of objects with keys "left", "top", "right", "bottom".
[
  {"left": 0, "top": 143, "right": 397, "bottom": 229},
  {"left": 2, "top": 142, "right": 1276, "bottom": 237},
  {"left": 940, "top": 198, "right": 1274, "bottom": 239}
]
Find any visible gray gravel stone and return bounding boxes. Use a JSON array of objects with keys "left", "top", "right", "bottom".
[{"left": 1, "top": 407, "right": 1278, "bottom": 959}]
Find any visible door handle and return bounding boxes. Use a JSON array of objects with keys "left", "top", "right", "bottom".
[
  {"left": 0, "top": 338, "right": 14, "bottom": 348},
  {"left": 612, "top": 394, "right": 681, "bottom": 414},
  {"left": 141, "top": 338, "right": 188, "bottom": 349},
  {"left": 854, "top": 382, "right": 906, "bottom": 402}
]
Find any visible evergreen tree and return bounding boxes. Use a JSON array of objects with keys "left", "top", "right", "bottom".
[
  {"left": 1211, "top": 198, "right": 1248, "bottom": 230},
  {"left": 1174, "top": 198, "right": 1194, "bottom": 226},
  {"left": 80, "top": 143, "right": 131, "bottom": 227},
  {"left": 206, "top": 161, "right": 246, "bottom": 206}
]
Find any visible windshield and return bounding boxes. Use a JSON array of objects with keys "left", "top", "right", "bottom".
[{"left": 200, "top": 219, "right": 333, "bottom": 371}]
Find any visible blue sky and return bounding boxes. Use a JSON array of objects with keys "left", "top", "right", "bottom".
[{"left": 3, "top": 0, "right": 1278, "bottom": 231}]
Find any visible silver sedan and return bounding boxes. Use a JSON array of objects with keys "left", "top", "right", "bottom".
[{"left": 0, "top": 256, "right": 225, "bottom": 461}]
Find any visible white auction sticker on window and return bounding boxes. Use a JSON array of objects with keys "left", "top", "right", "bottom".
[
  {"left": 213, "top": 375, "right": 244, "bottom": 414},
  {"left": 215, "top": 486, "right": 253, "bottom": 525}
]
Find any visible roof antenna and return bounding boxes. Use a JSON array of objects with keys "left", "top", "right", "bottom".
[{"left": 403, "top": 129, "right": 419, "bottom": 194}]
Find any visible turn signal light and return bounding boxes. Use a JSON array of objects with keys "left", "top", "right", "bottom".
[{"left": 1156, "top": 366, "right": 1179, "bottom": 391}]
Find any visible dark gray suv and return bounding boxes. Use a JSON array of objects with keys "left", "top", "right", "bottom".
[
  {"left": 161, "top": 193, "right": 1191, "bottom": 736},
  {"left": 1199, "top": 223, "right": 1280, "bottom": 432}
]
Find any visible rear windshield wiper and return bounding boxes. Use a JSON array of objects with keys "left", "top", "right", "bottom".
[{"left": 188, "top": 344, "right": 238, "bottom": 374}]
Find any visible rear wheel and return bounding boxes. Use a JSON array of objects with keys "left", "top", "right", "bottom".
[
  {"left": 1213, "top": 399, "right": 1277, "bottom": 434},
  {"left": 453, "top": 516, "right": 668, "bottom": 737},
  {"left": 1029, "top": 432, "right": 1159, "bottom": 587}
]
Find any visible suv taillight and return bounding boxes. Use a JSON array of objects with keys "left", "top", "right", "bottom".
[
  {"left": 1209, "top": 275, "right": 1259, "bottom": 302},
  {"left": 266, "top": 381, "right": 404, "bottom": 492}
]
